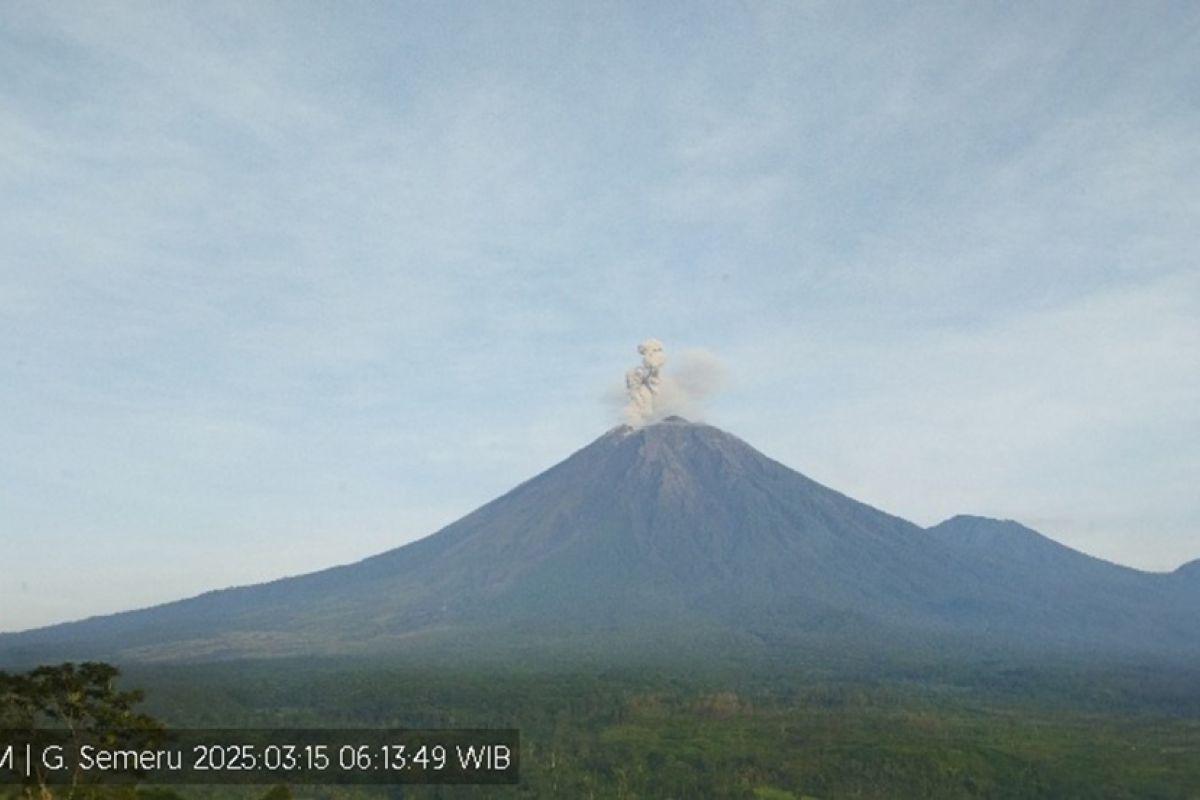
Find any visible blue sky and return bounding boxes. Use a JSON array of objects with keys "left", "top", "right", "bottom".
[{"left": 2, "top": 2, "right": 1198, "bottom": 632}]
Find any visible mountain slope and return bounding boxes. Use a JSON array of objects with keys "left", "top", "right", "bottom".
[
  {"left": 1176, "top": 559, "right": 1200, "bottom": 579},
  {"left": 2, "top": 418, "right": 1196, "bottom": 664},
  {"left": 927, "top": 515, "right": 1196, "bottom": 651}
]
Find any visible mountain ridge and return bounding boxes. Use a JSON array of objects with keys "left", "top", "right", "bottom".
[{"left": 3, "top": 418, "right": 1196, "bottom": 665}]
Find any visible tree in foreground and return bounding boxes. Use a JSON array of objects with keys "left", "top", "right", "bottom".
[
  {"left": 2, "top": 664, "right": 294, "bottom": 800},
  {"left": 1, "top": 662, "right": 163, "bottom": 799}
]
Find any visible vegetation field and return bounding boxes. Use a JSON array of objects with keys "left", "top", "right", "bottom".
[{"left": 6, "top": 657, "right": 1195, "bottom": 799}]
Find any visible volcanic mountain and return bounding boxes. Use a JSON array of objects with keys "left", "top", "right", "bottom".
[{"left": 2, "top": 417, "right": 1197, "bottom": 664}]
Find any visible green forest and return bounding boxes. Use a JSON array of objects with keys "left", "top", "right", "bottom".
[{"left": 4, "top": 656, "right": 1198, "bottom": 799}]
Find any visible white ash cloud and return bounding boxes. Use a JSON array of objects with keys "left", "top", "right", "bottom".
[{"left": 621, "top": 339, "right": 727, "bottom": 426}]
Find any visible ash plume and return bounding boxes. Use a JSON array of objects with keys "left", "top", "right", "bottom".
[
  {"left": 624, "top": 338, "right": 666, "bottom": 425},
  {"left": 621, "top": 339, "right": 726, "bottom": 426}
]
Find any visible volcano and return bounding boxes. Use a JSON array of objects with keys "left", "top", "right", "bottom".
[{"left": 3, "top": 417, "right": 1197, "bottom": 664}]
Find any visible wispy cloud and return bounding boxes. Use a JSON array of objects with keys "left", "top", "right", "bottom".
[
  {"left": 2, "top": 2, "right": 1198, "bottom": 629},
  {"left": 721, "top": 271, "right": 1200, "bottom": 571}
]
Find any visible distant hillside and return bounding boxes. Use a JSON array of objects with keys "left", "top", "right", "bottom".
[
  {"left": 1176, "top": 559, "right": 1200, "bottom": 578},
  {"left": 3, "top": 418, "right": 1196, "bottom": 665}
]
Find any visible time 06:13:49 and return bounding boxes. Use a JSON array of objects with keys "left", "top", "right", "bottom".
[{"left": 192, "top": 743, "right": 449, "bottom": 772}]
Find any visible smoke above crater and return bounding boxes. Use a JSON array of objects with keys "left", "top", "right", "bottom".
[{"left": 621, "top": 339, "right": 727, "bottom": 427}]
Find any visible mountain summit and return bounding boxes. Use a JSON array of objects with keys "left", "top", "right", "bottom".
[{"left": 3, "top": 418, "right": 1197, "bottom": 664}]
